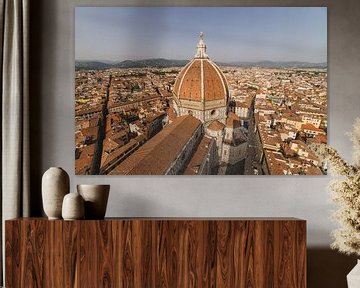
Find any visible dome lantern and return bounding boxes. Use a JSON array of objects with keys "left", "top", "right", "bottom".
[{"left": 195, "top": 32, "right": 209, "bottom": 59}]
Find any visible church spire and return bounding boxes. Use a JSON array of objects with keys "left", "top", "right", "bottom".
[{"left": 195, "top": 32, "right": 209, "bottom": 59}]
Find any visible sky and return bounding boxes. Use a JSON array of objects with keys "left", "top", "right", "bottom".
[{"left": 75, "top": 7, "right": 327, "bottom": 63}]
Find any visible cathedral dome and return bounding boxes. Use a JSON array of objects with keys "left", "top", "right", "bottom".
[
  {"left": 172, "top": 33, "right": 229, "bottom": 124},
  {"left": 173, "top": 58, "right": 229, "bottom": 102}
]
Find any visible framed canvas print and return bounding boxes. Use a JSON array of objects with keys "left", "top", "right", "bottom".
[{"left": 75, "top": 7, "right": 327, "bottom": 175}]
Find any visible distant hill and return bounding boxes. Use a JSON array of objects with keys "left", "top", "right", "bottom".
[
  {"left": 75, "top": 61, "right": 112, "bottom": 70},
  {"left": 223, "top": 60, "right": 327, "bottom": 69},
  {"left": 75, "top": 58, "right": 188, "bottom": 70},
  {"left": 114, "top": 58, "right": 189, "bottom": 68},
  {"left": 75, "top": 58, "right": 327, "bottom": 70}
]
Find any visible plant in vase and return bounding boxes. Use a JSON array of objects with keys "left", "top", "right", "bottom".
[{"left": 311, "top": 118, "right": 360, "bottom": 287}]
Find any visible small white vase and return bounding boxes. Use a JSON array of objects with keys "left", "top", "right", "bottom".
[
  {"left": 62, "top": 192, "right": 85, "bottom": 220},
  {"left": 347, "top": 259, "right": 360, "bottom": 288},
  {"left": 42, "top": 167, "right": 70, "bottom": 219},
  {"left": 77, "top": 184, "right": 110, "bottom": 219}
]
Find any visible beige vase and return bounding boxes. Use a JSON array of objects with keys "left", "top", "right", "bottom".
[
  {"left": 62, "top": 192, "right": 85, "bottom": 220},
  {"left": 347, "top": 260, "right": 360, "bottom": 288},
  {"left": 42, "top": 167, "right": 70, "bottom": 219},
  {"left": 77, "top": 184, "right": 110, "bottom": 219}
]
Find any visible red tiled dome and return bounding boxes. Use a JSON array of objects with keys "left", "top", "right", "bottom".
[{"left": 173, "top": 58, "right": 229, "bottom": 102}]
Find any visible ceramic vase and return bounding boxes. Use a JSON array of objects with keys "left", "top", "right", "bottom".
[
  {"left": 347, "top": 259, "right": 360, "bottom": 288},
  {"left": 62, "top": 192, "right": 85, "bottom": 220},
  {"left": 77, "top": 184, "right": 110, "bottom": 219},
  {"left": 42, "top": 167, "right": 70, "bottom": 219}
]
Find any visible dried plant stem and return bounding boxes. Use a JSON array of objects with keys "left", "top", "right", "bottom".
[{"left": 312, "top": 118, "right": 360, "bottom": 256}]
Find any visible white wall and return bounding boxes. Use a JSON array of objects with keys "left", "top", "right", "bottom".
[{"left": 32, "top": 0, "right": 360, "bottom": 247}]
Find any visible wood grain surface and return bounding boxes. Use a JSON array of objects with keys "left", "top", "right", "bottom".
[{"left": 6, "top": 218, "right": 306, "bottom": 288}]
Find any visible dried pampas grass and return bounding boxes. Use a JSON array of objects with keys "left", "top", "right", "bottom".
[{"left": 311, "top": 118, "right": 360, "bottom": 256}]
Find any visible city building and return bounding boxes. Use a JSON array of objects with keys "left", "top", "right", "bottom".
[
  {"left": 75, "top": 34, "right": 326, "bottom": 176},
  {"left": 106, "top": 33, "right": 248, "bottom": 175}
]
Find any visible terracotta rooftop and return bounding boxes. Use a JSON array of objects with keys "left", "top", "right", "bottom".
[
  {"left": 89, "top": 116, "right": 100, "bottom": 127},
  {"left": 166, "top": 107, "right": 178, "bottom": 122},
  {"left": 207, "top": 120, "right": 225, "bottom": 131},
  {"left": 235, "top": 101, "right": 251, "bottom": 109},
  {"left": 281, "top": 143, "right": 296, "bottom": 157},
  {"left": 307, "top": 134, "right": 327, "bottom": 144},
  {"left": 226, "top": 112, "right": 241, "bottom": 128},
  {"left": 78, "top": 144, "right": 96, "bottom": 159},
  {"left": 75, "top": 144, "right": 96, "bottom": 174},
  {"left": 101, "top": 136, "right": 145, "bottom": 169},
  {"left": 282, "top": 112, "right": 302, "bottom": 122},
  {"left": 183, "top": 136, "right": 213, "bottom": 175},
  {"left": 75, "top": 157, "right": 92, "bottom": 174},
  {"left": 80, "top": 126, "right": 99, "bottom": 140},
  {"left": 103, "top": 137, "right": 120, "bottom": 154},
  {"left": 264, "top": 150, "right": 288, "bottom": 175},
  {"left": 290, "top": 140, "right": 308, "bottom": 151},
  {"left": 301, "top": 123, "right": 325, "bottom": 132},
  {"left": 107, "top": 129, "right": 128, "bottom": 142},
  {"left": 304, "top": 166, "right": 323, "bottom": 175},
  {"left": 110, "top": 115, "right": 202, "bottom": 175},
  {"left": 75, "top": 106, "right": 102, "bottom": 117}
]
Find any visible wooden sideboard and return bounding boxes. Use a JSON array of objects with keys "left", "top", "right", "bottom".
[{"left": 5, "top": 218, "right": 306, "bottom": 287}]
